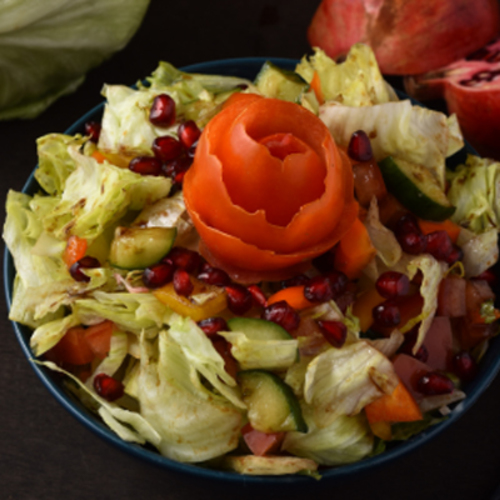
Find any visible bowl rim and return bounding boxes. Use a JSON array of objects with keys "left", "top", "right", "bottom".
[{"left": 4, "top": 56, "right": 500, "bottom": 484}]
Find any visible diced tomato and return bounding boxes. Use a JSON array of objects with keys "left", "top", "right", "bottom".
[
  {"left": 465, "top": 279, "right": 495, "bottom": 322},
  {"left": 63, "top": 235, "right": 87, "bottom": 268},
  {"left": 437, "top": 275, "right": 466, "bottom": 317},
  {"left": 46, "top": 326, "right": 95, "bottom": 366},
  {"left": 241, "top": 423, "right": 285, "bottom": 456},
  {"left": 452, "top": 317, "right": 498, "bottom": 350},
  {"left": 422, "top": 316, "right": 453, "bottom": 371},
  {"left": 84, "top": 320, "right": 115, "bottom": 359},
  {"left": 352, "top": 159, "right": 387, "bottom": 208}
]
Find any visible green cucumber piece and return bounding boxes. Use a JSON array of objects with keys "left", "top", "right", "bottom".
[
  {"left": 227, "top": 317, "right": 292, "bottom": 341},
  {"left": 254, "top": 61, "right": 309, "bottom": 103},
  {"left": 109, "top": 226, "right": 176, "bottom": 269},
  {"left": 378, "top": 156, "right": 456, "bottom": 221},
  {"left": 238, "top": 369, "right": 307, "bottom": 433}
]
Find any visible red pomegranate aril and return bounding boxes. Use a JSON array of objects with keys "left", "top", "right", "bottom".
[
  {"left": 173, "top": 269, "right": 194, "bottom": 297},
  {"left": 445, "top": 244, "right": 463, "bottom": 265},
  {"left": 395, "top": 213, "right": 421, "bottom": 234},
  {"left": 372, "top": 299, "right": 401, "bottom": 328},
  {"left": 376, "top": 271, "right": 410, "bottom": 299},
  {"left": 247, "top": 284, "right": 268, "bottom": 308},
  {"left": 417, "top": 371, "right": 455, "bottom": 395},
  {"left": 149, "top": 93, "right": 176, "bottom": 127},
  {"left": 452, "top": 351, "right": 478, "bottom": 382},
  {"left": 161, "top": 156, "right": 191, "bottom": 180},
  {"left": 347, "top": 130, "right": 373, "bottom": 162},
  {"left": 164, "top": 247, "right": 201, "bottom": 273},
  {"left": 397, "top": 229, "right": 427, "bottom": 255},
  {"left": 263, "top": 300, "right": 300, "bottom": 332},
  {"left": 211, "top": 337, "right": 238, "bottom": 379},
  {"left": 70, "top": 256, "right": 101, "bottom": 282},
  {"left": 225, "top": 284, "right": 253, "bottom": 315},
  {"left": 84, "top": 121, "right": 101, "bottom": 142},
  {"left": 326, "top": 270, "right": 349, "bottom": 297},
  {"left": 280, "top": 274, "right": 310, "bottom": 289},
  {"left": 317, "top": 320, "right": 347, "bottom": 348},
  {"left": 304, "top": 275, "right": 333, "bottom": 302},
  {"left": 198, "top": 263, "right": 231, "bottom": 286},
  {"left": 152, "top": 135, "right": 183, "bottom": 162},
  {"left": 178, "top": 120, "right": 201, "bottom": 149},
  {"left": 187, "top": 140, "right": 199, "bottom": 159},
  {"left": 425, "top": 230, "right": 453, "bottom": 261},
  {"left": 143, "top": 261, "right": 174, "bottom": 289},
  {"left": 472, "top": 268, "right": 497, "bottom": 285},
  {"left": 129, "top": 156, "right": 162, "bottom": 176},
  {"left": 197, "top": 317, "right": 229, "bottom": 336},
  {"left": 93, "top": 373, "right": 124, "bottom": 402}
]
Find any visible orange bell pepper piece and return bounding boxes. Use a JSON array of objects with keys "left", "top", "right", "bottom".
[
  {"left": 267, "top": 285, "right": 315, "bottom": 310},
  {"left": 418, "top": 218, "right": 461, "bottom": 243}
]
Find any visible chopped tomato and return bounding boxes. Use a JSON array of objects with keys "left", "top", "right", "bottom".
[
  {"left": 437, "top": 275, "right": 466, "bottom": 317},
  {"left": 63, "top": 235, "right": 87, "bottom": 268},
  {"left": 392, "top": 353, "right": 432, "bottom": 401},
  {"left": 46, "top": 326, "right": 95, "bottom": 366},
  {"left": 84, "top": 320, "right": 115, "bottom": 359},
  {"left": 241, "top": 423, "right": 285, "bottom": 456},
  {"left": 422, "top": 316, "right": 453, "bottom": 371}
]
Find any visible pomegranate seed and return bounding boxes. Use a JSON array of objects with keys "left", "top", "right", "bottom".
[
  {"left": 312, "top": 249, "right": 336, "bottom": 274},
  {"left": 262, "top": 300, "right": 300, "bottom": 332},
  {"left": 186, "top": 140, "right": 199, "bottom": 159},
  {"left": 452, "top": 351, "right": 478, "bottom": 382},
  {"left": 326, "top": 270, "right": 349, "bottom": 297},
  {"left": 164, "top": 247, "right": 201, "bottom": 273},
  {"left": 417, "top": 371, "right": 455, "bottom": 395},
  {"left": 372, "top": 299, "right": 401, "bottom": 328},
  {"left": 347, "top": 130, "right": 373, "bottom": 162},
  {"left": 225, "top": 284, "right": 253, "bottom": 315},
  {"left": 211, "top": 337, "right": 238, "bottom": 378},
  {"left": 425, "top": 231, "right": 453, "bottom": 261},
  {"left": 143, "top": 261, "right": 174, "bottom": 288},
  {"left": 280, "top": 274, "right": 310, "bottom": 289},
  {"left": 173, "top": 269, "right": 193, "bottom": 296},
  {"left": 304, "top": 275, "right": 333, "bottom": 302},
  {"left": 178, "top": 120, "right": 201, "bottom": 149},
  {"left": 149, "top": 94, "right": 176, "bottom": 127},
  {"left": 84, "top": 121, "right": 101, "bottom": 142},
  {"left": 197, "top": 317, "right": 228, "bottom": 336},
  {"left": 129, "top": 156, "right": 162, "bottom": 176},
  {"left": 152, "top": 135, "right": 183, "bottom": 162},
  {"left": 70, "top": 256, "right": 101, "bottom": 282},
  {"left": 93, "top": 373, "right": 124, "bottom": 401},
  {"left": 394, "top": 214, "right": 427, "bottom": 254},
  {"left": 376, "top": 271, "right": 410, "bottom": 298},
  {"left": 445, "top": 244, "right": 463, "bottom": 265},
  {"left": 198, "top": 263, "right": 231, "bottom": 286},
  {"left": 396, "top": 213, "right": 421, "bottom": 234},
  {"left": 161, "top": 156, "right": 191, "bottom": 181},
  {"left": 247, "top": 284, "right": 268, "bottom": 308},
  {"left": 317, "top": 320, "right": 347, "bottom": 348},
  {"left": 472, "top": 268, "right": 497, "bottom": 285}
]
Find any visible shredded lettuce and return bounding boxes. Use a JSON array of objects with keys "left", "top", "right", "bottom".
[
  {"left": 320, "top": 99, "right": 463, "bottom": 189},
  {"left": 295, "top": 45, "right": 394, "bottom": 106},
  {"left": 458, "top": 228, "right": 499, "bottom": 278},
  {"left": 282, "top": 409, "right": 374, "bottom": 466}
]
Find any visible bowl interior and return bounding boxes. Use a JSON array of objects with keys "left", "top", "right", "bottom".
[{"left": 4, "top": 57, "right": 500, "bottom": 484}]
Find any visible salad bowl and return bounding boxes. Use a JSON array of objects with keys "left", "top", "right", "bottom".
[{"left": 4, "top": 57, "right": 500, "bottom": 484}]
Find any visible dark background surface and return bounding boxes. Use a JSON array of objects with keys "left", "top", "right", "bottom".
[{"left": 2, "top": 1, "right": 500, "bottom": 499}]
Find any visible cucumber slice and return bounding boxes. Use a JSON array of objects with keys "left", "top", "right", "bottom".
[
  {"left": 254, "top": 61, "right": 309, "bottom": 103},
  {"left": 238, "top": 369, "right": 307, "bottom": 433},
  {"left": 378, "top": 156, "right": 456, "bottom": 221},
  {"left": 109, "top": 226, "right": 176, "bottom": 269},
  {"left": 227, "top": 317, "right": 292, "bottom": 341}
]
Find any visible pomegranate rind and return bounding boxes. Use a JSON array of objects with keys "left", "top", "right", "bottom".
[
  {"left": 308, "top": 0, "right": 500, "bottom": 75},
  {"left": 183, "top": 93, "right": 358, "bottom": 273}
]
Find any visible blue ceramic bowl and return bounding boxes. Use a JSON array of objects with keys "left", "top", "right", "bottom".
[{"left": 4, "top": 57, "right": 500, "bottom": 484}]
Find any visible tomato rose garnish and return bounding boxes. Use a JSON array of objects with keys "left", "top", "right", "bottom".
[{"left": 183, "top": 93, "right": 358, "bottom": 278}]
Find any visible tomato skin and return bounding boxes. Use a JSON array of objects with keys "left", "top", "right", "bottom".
[{"left": 46, "top": 326, "right": 95, "bottom": 366}]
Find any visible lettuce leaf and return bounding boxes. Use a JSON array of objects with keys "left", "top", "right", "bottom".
[
  {"left": 319, "top": 99, "right": 463, "bottom": 188},
  {"left": 295, "top": 45, "right": 394, "bottom": 106},
  {"left": 282, "top": 409, "right": 373, "bottom": 466},
  {"left": 447, "top": 155, "right": 500, "bottom": 233},
  {"left": 458, "top": 228, "right": 499, "bottom": 278},
  {"left": 0, "top": 0, "right": 150, "bottom": 120}
]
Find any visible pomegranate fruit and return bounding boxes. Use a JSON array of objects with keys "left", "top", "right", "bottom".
[
  {"left": 405, "top": 38, "right": 500, "bottom": 159},
  {"left": 308, "top": 0, "right": 500, "bottom": 75}
]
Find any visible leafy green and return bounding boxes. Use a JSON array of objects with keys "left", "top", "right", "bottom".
[
  {"left": 320, "top": 99, "right": 463, "bottom": 189},
  {"left": 0, "top": 0, "right": 150, "bottom": 120},
  {"left": 459, "top": 228, "right": 499, "bottom": 279},
  {"left": 282, "top": 410, "right": 374, "bottom": 466}
]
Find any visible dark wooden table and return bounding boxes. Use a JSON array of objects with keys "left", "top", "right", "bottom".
[{"left": 2, "top": 2, "right": 500, "bottom": 499}]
